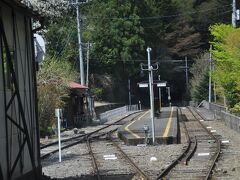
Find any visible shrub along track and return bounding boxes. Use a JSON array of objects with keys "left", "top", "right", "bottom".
[{"left": 157, "top": 107, "right": 221, "bottom": 180}]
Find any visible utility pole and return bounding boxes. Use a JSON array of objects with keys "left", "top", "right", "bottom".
[
  {"left": 86, "top": 42, "right": 90, "bottom": 86},
  {"left": 72, "top": 0, "right": 85, "bottom": 85},
  {"left": 158, "top": 75, "right": 162, "bottom": 113},
  {"left": 185, "top": 56, "right": 189, "bottom": 90},
  {"left": 147, "top": 47, "right": 155, "bottom": 145},
  {"left": 128, "top": 79, "right": 131, "bottom": 106},
  {"left": 213, "top": 82, "right": 217, "bottom": 103},
  {"left": 140, "top": 47, "right": 159, "bottom": 145},
  {"left": 167, "top": 87, "right": 171, "bottom": 107},
  {"left": 232, "top": 0, "right": 236, "bottom": 28},
  {"left": 212, "top": 58, "right": 217, "bottom": 103},
  {"left": 209, "top": 45, "right": 212, "bottom": 103}
]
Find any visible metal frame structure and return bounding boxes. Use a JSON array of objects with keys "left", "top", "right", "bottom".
[{"left": 0, "top": 1, "right": 41, "bottom": 179}]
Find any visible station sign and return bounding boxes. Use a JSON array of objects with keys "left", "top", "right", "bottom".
[
  {"left": 157, "top": 82, "right": 167, "bottom": 87},
  {"left": 138, "top": 83, "right": 149, "bottom": 88},
  {"left": 138, "top": 81, "right": 167, "bottom": 88}
]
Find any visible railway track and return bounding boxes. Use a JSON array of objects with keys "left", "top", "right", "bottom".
[
  {"left": 85, "top": 113, "right": 150, "bottom": 180},
  {"left": 86, "top": 137, "right": 150, "bottom": 179},
  {"left": 41, "top": 111, "right": 142, "bottom": 159},
  {"left": 158, "top": 106, "right": 221, "bottom": 180}
]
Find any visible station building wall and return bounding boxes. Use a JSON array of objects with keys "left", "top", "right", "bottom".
[{"left": 0, "top": 1, "right": 41, "bottom": 179}]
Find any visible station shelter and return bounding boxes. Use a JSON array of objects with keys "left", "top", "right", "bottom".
[{"left": 66, "top": 81, "right": 95, "bottom": 127}]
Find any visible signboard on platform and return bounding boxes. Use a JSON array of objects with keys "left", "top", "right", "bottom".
[{"left": 138, "top": 81, "right": 167, "bottom": 88}]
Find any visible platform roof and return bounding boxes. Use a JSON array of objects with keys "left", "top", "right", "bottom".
[{"left": 69, "top": 81, "right": 88, "bottom": 89}]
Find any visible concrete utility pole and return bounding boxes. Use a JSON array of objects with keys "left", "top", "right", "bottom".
[
  {"left": 158, "top": 75, "right": 162, "bottom": 112},
  {"left": 72, "top": 0, "right": 85, "bottom": 85},
  {"left": 140, "top": 47, "right": 159, "bottom": 144},
  {"left": 232, "top": 0, "right": 237, "bottom": 28},
  {"left": 185, "top": 56, "right": 188, "bottom": 90},
  {"left": 147, "top": 47, "right": 155, "bottom": 145},
  {"left": 128, "top": 79, "right": 131, "bottom": 106},
  {"left": 86, "top": 42, "right": 90, "bottom": 86},
  {"left": 209, "top": 45, "right": 212, "bottom": 103},
  {"left": 167, "top": 87, "right": 171, "bottom": 107}
]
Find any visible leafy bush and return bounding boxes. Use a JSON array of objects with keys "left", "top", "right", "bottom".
[
  {"left": 210, "top": 24, "right": 240, "bottom": 112},
  {"left": 37, "top": 58, "right": 78, "bottom": 137},
  {"left": 90, "top": 87, "right": 103, "bottom": 101}
]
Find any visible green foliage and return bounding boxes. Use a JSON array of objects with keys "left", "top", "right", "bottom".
[
  {"left": 85, "top": 0, "right": 145, "bottom": 71},
  {"left": 190, "top": 52, "right": 209, "bottom": 103},
  {"left": 210, "top": 24, "right": 240, "bottom": 112},
  {"left": 44, "top": 15, "right": 78, "bottom": 61},
  {"left": 90, "top": 87, "right": 103, "bottom": 100},
  {"left": 192, "top": 72, "right": 209, "bottom": 103},
  {"left": 41, "top": 0, "right": 232, "bottom": 104},
  {"left": 230, "top": 102, "right": 240, "bottom": 116},
  {"left": 37, "top": 58, "right": 78, "bottom": 136}
]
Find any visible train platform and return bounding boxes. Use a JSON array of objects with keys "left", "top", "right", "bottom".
[{"left": 118, "top": 107, "right": 179, "bottom": 145}]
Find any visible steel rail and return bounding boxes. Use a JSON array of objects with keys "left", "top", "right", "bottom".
[
  {"left": 108, "top": 133, "right": 150, "bottom": 180},
  {"left": 157, "top": 106, "right": 221, "bottom": 179},
  {"left": 86, "top": 138, "right": 101, "bottom": 180},
  {"left": 41, "top": 111, "right": 142, "bottom": 159},
  {"left": 157, "top": 107, "right": 192, "bottom": 179},
  {"left": 85, "top": 112, "right": 144, "bottom": 179},
  {"left": 182, "top": 136, "right": 197, "bottom": 165},
  {"left": 40, "top": 111, "right": 140, "bottom": 149},
  {"left": 188, "top": 107, "right": 221, "bottom": 180}
]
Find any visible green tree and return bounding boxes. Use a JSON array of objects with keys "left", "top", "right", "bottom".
[
  {"left": 85, "top": 0, "right": 145, "bottom": 74},
  {"left": 210, "top": 24, "right": 240, "bottom": 111},
  {"left": 190, "top": 52, "right": 210, "bottom": 103},
  {"left": 44, "top": 15, "right": 78, "bottom": 61}
]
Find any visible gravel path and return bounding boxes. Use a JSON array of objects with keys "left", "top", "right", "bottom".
[
  {"left": 42, "top": 143, "right": 93, "bottom": 178},
  {"left": 201, "top": 119, "right": 240, "bottom": 179},
  {"left": 90, "top": 140, "right": 134, "bottom": 175},
  {"left": 118, "top": 142, "right": 185, "bottom": 179},
  {"left": 197, "top": 107, "right": 240, "bottom": 179}
]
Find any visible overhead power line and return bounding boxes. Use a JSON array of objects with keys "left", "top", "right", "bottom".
[{"left": 83, "top": 4, "right": 231, "bottom": 20}]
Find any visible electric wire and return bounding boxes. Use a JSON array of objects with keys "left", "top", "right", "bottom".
[{"left": 83, "top": 4, "right": 231, "bottom": 20}]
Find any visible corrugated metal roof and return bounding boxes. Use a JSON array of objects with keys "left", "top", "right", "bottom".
[
  {"left": 69, "top": 81, "right": 88, "bottom": 89},
  {"left": 2, "top": 0, "right": 41, "bottom": 18}
]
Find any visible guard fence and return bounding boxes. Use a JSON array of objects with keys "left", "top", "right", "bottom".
[{"left": 99, "top": 104, "right": 139, "bottom": 123}]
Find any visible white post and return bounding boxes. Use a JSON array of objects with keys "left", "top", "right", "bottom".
[
  {"left": 55, "top": 109, "right": 62, "bottom": 162},
  {"left": 147, "top": 47, "right": 155, "bottom": 145}
]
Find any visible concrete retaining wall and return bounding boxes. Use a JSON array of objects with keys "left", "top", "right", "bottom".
[
  {"left": 205, "top": 102, "right": 240, "bottom": 133},
  {"left": 220, "top": 111, "right": 240, "bottom": 133}
]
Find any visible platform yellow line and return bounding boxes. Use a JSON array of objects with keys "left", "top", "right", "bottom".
[
  {"left": 124, "top": 110, "right": 149, "bottom": 139},
  {"left": 163, "top": 107, "right": 174, "bottom": 137}
]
